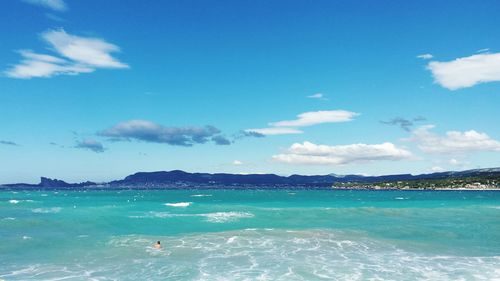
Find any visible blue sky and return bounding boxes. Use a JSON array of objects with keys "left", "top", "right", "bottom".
[{"left": 1, "top": 0, "right": 500, "bottom": 183}]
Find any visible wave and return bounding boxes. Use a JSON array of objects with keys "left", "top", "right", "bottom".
[
  {"left": 4, "top": 229, "right": 499, "bottom": 281},
  {"left": 202, "top": 212, "right": 254, "bottom": 223},
  {"left": 31, "top": 207, "right": 62, "bottom": 214},
  {"left": 190, "top": 194, "right": 212, "bottom": 197},
  {"left": 164, "top": 202, "right": 192, "bottom": 207},
  {"left": 8, "top": 199, "right": 35, "bottom": 204},
  {"left": 129, "top": 211, "right": 254, "bottom": 223}
]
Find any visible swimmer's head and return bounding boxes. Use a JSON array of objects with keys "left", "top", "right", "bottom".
[{"left": 157, "top": 241, "right": 160, "bottom": 244}]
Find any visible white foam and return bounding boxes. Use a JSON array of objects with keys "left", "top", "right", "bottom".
[
  {"left": 202, "top": 212, "right": 254, "bottom": 223},
  {"left": 164, "top": 202, "right": 192, "bottom": 207},
  {"left": 129, "top": 211, "right": 254, "bottom": 223},
  {"left": 9, "top": 199, "right": 19, "bottom": 204},
  {"left": 3, "top": 229, "right": 500, "bottom": 281},
  {"left": 32, "top": 207, "right": 62, "bottom": 213},
  {"left": 227, "top": 236, "right": 238, "bottom": 244},
  {"left": 97, "top": 230, "right": 500, "bottom": 281},
  {"left": 22, "top": 236, "right": 32, "bottom": 240},
  {"left": 395, "top": 197, "right": 408, "bottom": 200},
  {"left": 190, "top": 194, "right": 212, "bottom": 197}
]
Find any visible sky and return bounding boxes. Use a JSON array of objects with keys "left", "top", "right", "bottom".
[{"left": 1, "top": 0, "right": 500, "bottom": 183}]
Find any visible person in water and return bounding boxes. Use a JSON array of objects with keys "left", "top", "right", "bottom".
[{"left": 154, "top": 241, "right": 161, "bottom": 249}]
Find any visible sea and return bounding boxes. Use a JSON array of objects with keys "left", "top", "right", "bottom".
[{"left": 1, "top": 189, "right": 499, "bottom": 281}]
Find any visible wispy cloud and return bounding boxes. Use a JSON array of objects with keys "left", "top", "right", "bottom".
[
  {"left": 427, "top": 52, "right": 500, "bottom": 90},
  {"left": 449, "top": 158, "right": 468, "bottom": 168},
  {"left": 99, "top": 120, "right": 229, "bottom": 147},
  {"left": 237, "top": 130, "right": 266, "bottom": 138},
  {"left": 409, "top": 125, "right": 500, "bottom": 154},
  {"left": 271, "top": 110, "right": 358, "bottom": 127},
  {"left": 212, "top": 135, "right": 231, "bottom": 145},
  {"left": 23, "top": 0, "right": 67, "bottom": 12},
  {"left": 232, "top": 160, "right": 243, "bottom": 165},
  {"left": 5, "top": 50, "right": 94, "bottom": 78},
  {"left": 307, "top": 93, "right": 327, "bottom": 100},
  {"left": 246, "top": 110, "right": 358, "bottom": 136},
  {"left": 381, "top": 116, "right": 426, "bottom": 132},
  {"left": 272, "top": 141, "right": 412, "bottom": 165},
  {"left": 417, "top": 53, "right": 433, "bottom": 60},
  {"left": 75, "top": 139, "right": 105, "bottom": 153},
  {"left": 430, "top": 166, "right": 445, "bottom": 172},
  {"left": 4, "top": 29, "right": 129, "bottom": 79},
  {"left": 244, "top": 127, "right": 303, "bottom": 136},
  {"left": 0, "top": 140, "right": 19, "bottom": 146}
]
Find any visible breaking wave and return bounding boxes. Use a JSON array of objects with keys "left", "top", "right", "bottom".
[
  {"left": 2, "top": 229, "right": 499, "bottom": 281},
  {"left": 31, "top": 207, "right": 62, "bottom": 214},
  {"left": 164, "top": 202, "right": 192, "bottom": 207},
  {"left": 129, "top": 211, "right": 254, "bottom": 223}
]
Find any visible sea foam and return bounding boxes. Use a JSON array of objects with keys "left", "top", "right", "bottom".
[
  {"left": 164, "top": 202, "right": 192, "bottom": 207},
  {"left": 31, "top": 207, "right": 62, "bottom": 213}
]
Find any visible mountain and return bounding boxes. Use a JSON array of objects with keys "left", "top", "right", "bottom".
[
  {"left": 1, "top": 168, "right": 499, "bottom": 189},
  {"left": 108, "top": 168, "right": 500, "bottom": 187},
  {"left": 2, "top": 177, "right": 97, "bottom": 188}
]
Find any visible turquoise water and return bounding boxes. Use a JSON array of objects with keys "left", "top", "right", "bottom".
[{"left": 1, "top": 189, "right": 499, "bottom": 280}]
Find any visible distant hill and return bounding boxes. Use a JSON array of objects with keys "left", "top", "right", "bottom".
[
  {"left": 108, "top": 168, "right": 500, "bottom": 187},
  {"left": 2, "top": 177, "right": 96, "bottom": 188},
  {"left": 2, "top": 168, "right": 499, "bottom": 189}
]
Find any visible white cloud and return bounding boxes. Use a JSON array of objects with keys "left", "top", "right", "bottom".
[
  {"left": 4, "top": 29, "right": 128, "bottom": 79},
  {"left": 307, "top": 93, "right": 325, "bottom": 99},
  {"left": 449, "top": 158, "right": 468, "bottom": 167},
  {"left": 270, "top": 110, "right": 358, "bottom": 127},
  {"left": 410, "top": 125, "right": 500, "bottom": 154},
  {"left": 427, "top": 52, "right": 500, "bottom": 90},
  {"left": 244, "top": 127, "right": 303, "bottom": 136},
  {"left": 417, "top": 54, "right": 433, "bottom": 60},
  {"left": 99, "top": 120, "right": 225, "bottom": 146},
  {"left": 43, "top": 30, "right": 129, "bottom": 69},
  {"left": 5, "top": 50, "right": 93, "bottom": 78},
  {"left": 272, "top": 141, "right": 412, "bottom": 165},
  {"left": 430, "top": 166, "right": 445, "bottom": 172},
  {"left": 245, "top": 110, "right": 358, "bottom": 136},
  {"left": 23, "top": 0, "right": 67, "bottom": 11},
  {"left": 232, "top": 160, "right": 243, "bottom": 165}
]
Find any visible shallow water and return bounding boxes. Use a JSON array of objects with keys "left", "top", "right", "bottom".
[{"left": 1, "top": 189, "right": 499, "bottom": 280}]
